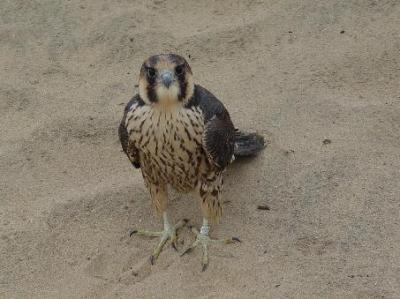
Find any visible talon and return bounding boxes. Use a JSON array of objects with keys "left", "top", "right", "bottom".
[
  {"left": 202, "top": 263, "right": 208, "bottom": 272},
  {"left": 182, "top": 227, "right": 239, "bottom": 271},
  {"left": 180, "top": 247, "right": 193, "bottom": 256},
  {"left": 232, "top": 237, "right": 241, "bottom": 243},
  {"left": 132, "top": 219, "right": 186, "bottom": 261}
]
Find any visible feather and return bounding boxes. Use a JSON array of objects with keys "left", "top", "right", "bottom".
[{"left": 186, "top": 85, "right": 235, "bottom": 170}]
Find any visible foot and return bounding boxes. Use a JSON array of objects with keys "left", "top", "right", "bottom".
[
  {"left": 181, "top": 226, "right": 241, "bottom": 271},
  {"left": 130, "top": 219, "right": 188, "bottom": 264}
]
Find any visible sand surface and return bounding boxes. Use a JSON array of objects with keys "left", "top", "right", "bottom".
[{"left": 1, "top": 0, "right": 400, "bottom": 298}]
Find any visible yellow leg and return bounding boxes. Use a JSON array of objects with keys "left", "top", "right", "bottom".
[
  {"left": 130, "top": 213, "right": 188, "bottom": 264},
  {"left": 130, "top": 184, "right": 188, "bottom": 264}
]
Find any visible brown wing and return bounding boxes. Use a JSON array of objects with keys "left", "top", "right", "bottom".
[
  {"left": 186, "top": 85, "right": 235, "bottom": 170},
  {"left": 203, "top": 111, "right": 235, "bottom": 169},
  {"left": 118, "top": 94, "right": 144, "bottom": 168}
]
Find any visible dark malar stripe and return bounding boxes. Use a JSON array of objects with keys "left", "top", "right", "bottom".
[
  {"left": 178, "top": 77, "right": 187, "bottom": 101},
  {"left": 147, "top": 84, "right": 157, "bottom": 103}
]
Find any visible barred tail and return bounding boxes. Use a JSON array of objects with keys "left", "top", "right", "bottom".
[{"left": 234, "top": 131, "right": 265, "bottom": 157}]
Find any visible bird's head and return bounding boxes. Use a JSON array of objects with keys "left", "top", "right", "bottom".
[{"left": 138, "top": 54, "right": 194, "bottom": 106}]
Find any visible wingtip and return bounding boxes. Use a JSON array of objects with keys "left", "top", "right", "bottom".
[
  {"left": 234, "top": 131, "right": 266, "bottom": 157},
  {"left": 129, "top": 230, "right": 138, "bottom": 237}
]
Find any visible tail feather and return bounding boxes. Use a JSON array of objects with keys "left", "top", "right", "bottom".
[{"left": 234, "top": 131, "right": 265, "bottom": 157}]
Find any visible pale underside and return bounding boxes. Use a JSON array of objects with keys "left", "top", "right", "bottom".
[{"left": 125, "top": 102, "right": 223, "bottom": 219}]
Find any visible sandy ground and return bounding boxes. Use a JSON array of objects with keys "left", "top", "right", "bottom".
[{"left": 1, "top": 0, "right": 400, "bottom": 298}]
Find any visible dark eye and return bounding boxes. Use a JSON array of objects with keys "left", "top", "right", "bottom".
[
  {"left": 147, "top": 67, "right": 156, "bottom": 78},
  {"left": 175, "top": 65, "right": 184, "bottom": 76}
]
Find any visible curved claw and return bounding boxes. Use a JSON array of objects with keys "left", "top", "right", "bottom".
[
  {"left": 180, "top": 246, "right": 193, "bottom": 256},
  {"left": 171, "top": 241, "right": 178, "bottom": 251},
  {"left": 202, "top": 263, "right": 208, "bottom": 272},
  {"left": 232, "top": 237, "right": 241, "bottom": 243},
  {"left": 129, "top": 230, "right": 138, "bottom": 237}
]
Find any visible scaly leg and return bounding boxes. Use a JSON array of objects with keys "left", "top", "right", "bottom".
[
  {"left": 130, "top": 183, "right": 187, "bottom": 264},
  {"left": 181, "top": 218, "right": 240, "bottom": 271},
  {"left": 130, "top": 212, "right": 188, "bottom": 264}
]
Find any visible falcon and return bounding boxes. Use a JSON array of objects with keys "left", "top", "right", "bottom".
[{"left": 119, "top": 54, "right": 264, "bottom": 270}]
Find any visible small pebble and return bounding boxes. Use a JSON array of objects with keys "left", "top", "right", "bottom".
[
  {"left": 323, "top": 139, "right": 332, "bottom": 145},
  {"left": 257, "top": 205, "right": 270, "bottom": 211}
]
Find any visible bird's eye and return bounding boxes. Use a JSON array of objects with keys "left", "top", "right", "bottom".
[
  {"left": 175, "top": 65, "right": 184, "bottom": 76},
  {"left": 147, "top": 67, "right": 156, "bottom": 78}
]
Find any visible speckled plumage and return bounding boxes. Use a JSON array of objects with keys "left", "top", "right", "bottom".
[
  {"left": 119, "top": 54, "right": 264, "bottom": 268},
  {"left": 122, "top": 85, "right": 227, "bottom": 220}
]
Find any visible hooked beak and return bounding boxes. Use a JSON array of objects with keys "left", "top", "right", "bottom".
[{"left": 160, "top": 70, "right": 174, "bottom": 88}]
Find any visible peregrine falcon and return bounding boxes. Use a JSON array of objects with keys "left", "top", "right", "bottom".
[{"left": 119, "top": 54, "right": 264, "bottom": 270}]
